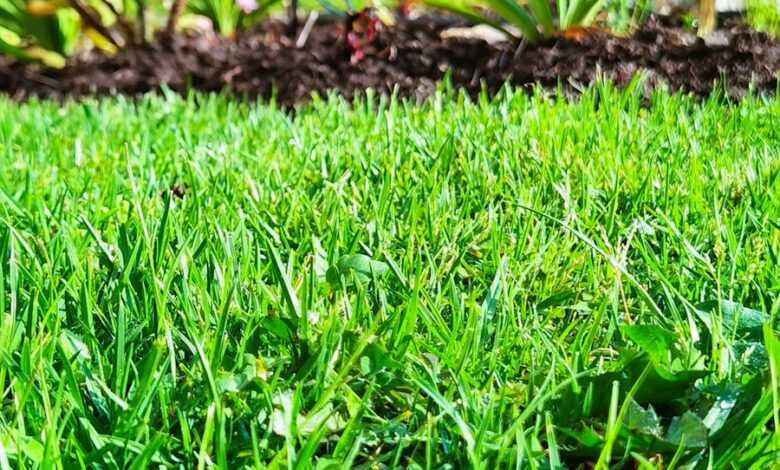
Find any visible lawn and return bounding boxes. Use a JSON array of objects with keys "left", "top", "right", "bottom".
[{"left": 0, "top": 85, "right": 779, "bottom": 468}]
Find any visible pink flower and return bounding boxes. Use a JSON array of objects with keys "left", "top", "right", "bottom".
[{"left": 236, "top": 0, "right": 257, "bottom": 14}]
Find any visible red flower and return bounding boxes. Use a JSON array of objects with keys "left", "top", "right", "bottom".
[{"left": 345, "top": 9, "right": 382, "bottom": 64}]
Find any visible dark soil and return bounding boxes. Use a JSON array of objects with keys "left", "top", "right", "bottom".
[{"left": 2, "top": 14, "right": 779, "bottom": 105}]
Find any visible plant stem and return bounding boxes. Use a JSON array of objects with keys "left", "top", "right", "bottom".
[
  {"left": 97, "top": 0, "right": 135, "bottom": 43},
  {"left": 166, "top": 0, "right": 188, "bottom": 35},
  {"left": 698, "top": 0, "right": 716, "bottom": 35},
  {"left": 67, "top": 0, "right": 122, "bottom": 48},
  {"left": 137, "top": 0, "right": 146, "bottom": 43},
  {"left": 288, "top": 0, "right": 298, "bottom": 35}
]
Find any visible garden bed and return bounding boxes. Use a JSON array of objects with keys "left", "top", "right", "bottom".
[{"left": 2, "top": 14, "right": 779, "bottom": 105}]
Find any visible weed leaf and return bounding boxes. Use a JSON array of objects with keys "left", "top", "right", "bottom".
[{"left": 696, "top": 300, "right": 767, "bottom": 340}]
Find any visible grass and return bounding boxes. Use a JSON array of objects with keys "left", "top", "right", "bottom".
[{"left": 0, "top": 83, "right": 779, "bottom": 468}]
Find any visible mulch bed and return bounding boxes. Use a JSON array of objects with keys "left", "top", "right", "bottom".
[{"left": 2, "top": 14, "right": 779, "bottom": 105}]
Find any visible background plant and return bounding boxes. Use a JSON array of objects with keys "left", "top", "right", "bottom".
[
  {"left": 0, "top": 0, "right": 169, "bottom": 65},
  {"left": 747, "top": 0, "right": 780, "bottom": 36},
  {"left": 0, "top": 0, "right": 79, "bottom": 65},
  {"left": 186, "top": 0, "right": 279, "bottom": 36},
  {"left": 425, "top": 0, "right": 610, "bottom": 43},
  {"left": 0, "top": 0, "right": 273, "bottom": 65},
  {"left": 605, "top": 0, "right": 651, "bottom": 33}
]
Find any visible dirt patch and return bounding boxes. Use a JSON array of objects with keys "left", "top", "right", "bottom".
[{"left": 2, "top": 15, "right": 779, "bottom": 105}]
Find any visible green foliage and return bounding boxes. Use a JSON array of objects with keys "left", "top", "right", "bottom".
[
  {"left": 187, "top": 0, "right": 279, "bottom": 36},
  {"left": 326, "top": 254, "right": 390, "bottom": 286},
  {"left": 0, "top": 85, "right": 779, "bottom": 467},
  {"left": 0, "top": 0, "right": 79, "bottom": 64},
  {"left": 425, "top": 0, "right": 609, "bottom": 42},
  {"left": 0, "top": 0, "right": 283, "bottom": 63},
  {"left": 0, "top": 0, "right": 155, "bottom": 64},
  {"left": 748, "top": 0, "right": 780, "bottom": 36},
  {"left": 315, "top": 0, "right": 376, "bottom": 13},
  {"left": 605, "top": 0, "right": 651, "bottom": 33}
]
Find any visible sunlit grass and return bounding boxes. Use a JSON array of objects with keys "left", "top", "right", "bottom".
[{"left": 0, "top": 84, "right": 779, "bottom": 468}]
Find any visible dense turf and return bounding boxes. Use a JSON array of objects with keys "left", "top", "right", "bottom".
[{"left": 0, "top": 85, "right": 779, "bottom": 468}]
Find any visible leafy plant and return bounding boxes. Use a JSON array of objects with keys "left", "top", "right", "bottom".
[
  {"left": 553, "top": 314, "right": 778, "bottom": 466},
  {"left": 747, "top": 0, "right": 780, "bottom": 36},
  {"left": 0, "top": 0, "right": 279, "bottom": 64},
  {"left": 0, "top": 0, "right": 79, "bottom": 65},
  {"left": 605, "top": 0, "right": 651, "bottom": 34},
  {"left": 186, "top": 0, "right": 278, "bottom": 36},
  {"left": 424, "top": 0, "right": 609, "bottom": 43},
  {"left": 0, "top": 0, "right": 160, "bottom": 65}
]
